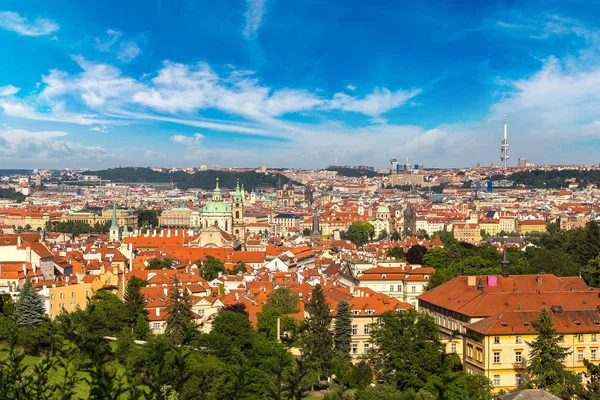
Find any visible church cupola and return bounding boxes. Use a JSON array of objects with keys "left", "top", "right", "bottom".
[{"left": 212, "top": 177, "right": 222, "bottom": 202}]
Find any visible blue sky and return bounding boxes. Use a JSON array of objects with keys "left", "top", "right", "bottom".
[{"left": 1, "top": 0, "right": 600, "bottom": 169}]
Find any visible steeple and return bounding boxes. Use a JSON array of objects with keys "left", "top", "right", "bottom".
[
  {"left": 234, "top": 179, "right": 242, "bottom": 202},
  {"left": 500, "top": 242, "right": 510, "bottom": 278},
  {"left": 109, "top": 202, "right": 120, "bottom": 242},
  {"left": 110, "top": 202, "right": 118, "bottom": 230},
  {"left": 212, "top": 177, "right": 222, "bottom": 202}
]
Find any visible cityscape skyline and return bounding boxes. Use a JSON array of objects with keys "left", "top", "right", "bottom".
[{"left": 2, "top": 0, "right": 600, "bottom": 169}]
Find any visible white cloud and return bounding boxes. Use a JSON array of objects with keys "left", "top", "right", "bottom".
[
  {"left": 328, "top": 87, "right": 422, "bottom": 117},
  {"left": 170, "top": 133, "right": 214, "bottom": 160},
  {"left": 90, "top": 125, "right": 111, "bottom": 133},
  {"left": 0, "top": 85, "right": 19, "bottom": 96},
  {"left": 95, "top": 29, "right": 142, "bottom": 63},
  {"left": 0, "top": 98, "right": 107, "bottom": 125},
  {"left": 0, "top": 128, "right": 105, "bottom": 160},
  {"left": 0, "top": 11, "right": 59, "bottom": 36},
  {"left": 346, "top": 84, "right": 357, "bottom": 91},
  {"left": 242, "top": 0, "right": 267, "bottom": 40}
]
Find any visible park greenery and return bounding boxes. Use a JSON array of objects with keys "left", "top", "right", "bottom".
[
  {"left": 422, "top": 222, "right": 600, "bottom": 290},
  {"left": 0, "top": 188, "right": 26, "bottom": 203},
  {"left": 81, "top": 167, "right": 296, "bottom": 190},
  {"left": 44, "top": 221, "right": 111, "bottom": 235}
]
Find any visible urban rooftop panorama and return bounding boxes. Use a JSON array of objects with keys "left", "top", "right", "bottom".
[{"left": 3, "top": 0, "right": 600, "bottom": 399}]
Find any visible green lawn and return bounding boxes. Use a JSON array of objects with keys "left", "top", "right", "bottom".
[{"left": 0, "top": 342, "right": 127, "bottom": 398}]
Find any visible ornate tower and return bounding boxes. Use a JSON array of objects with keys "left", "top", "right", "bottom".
[
  {"left": 232, "top": 179, "right": 245, "bottom": 243},
  {"left": 109, "top": 202, "right": 120, "bottom": 242},
  {"left": 310, "top": 206, "right": 322, "bottom": 246}
]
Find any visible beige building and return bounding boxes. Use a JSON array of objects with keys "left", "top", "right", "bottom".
[{"left": 453, "top": 223, "right": 481, "bottom": 244}]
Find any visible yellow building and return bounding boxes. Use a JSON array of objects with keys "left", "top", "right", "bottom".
[
  {"left": 464, "top": 309, "right": 600, "bottom": 392},
  {"left": 518, "top": 219, "right": 547, "bottom": 234},
  {"left": 158, "top": 206, "right": 192, "bottom": 228},
  {"left": 453, "top": 223, "right": 481, "bottom": 244},
  {"left": 479, "top": 219, "right": 501, "bottom": 236},
  {"left": 48, "top": 276, "right": 103, "bottom": 318},
  {"left": 62, "top": 209, "right": 138, "bottom": 230}
]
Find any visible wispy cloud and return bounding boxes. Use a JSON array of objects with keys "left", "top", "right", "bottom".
[
  {"left": 0, "top": 85, "right": 19, "bottom": 96},
  {"left": 242, "top": 0, "right": 267, "bottom": 40},
  {"left": 95, "top": 29, "right": 142, "bottom": 63},
  {"left": 170, "top": 133, "right": 214, "bottom": 160},
  {"left": 0, "top": 11, "right": 59, "bottom": 36},
  {"left": 0, "top": 128, "right": 105, "bottom": 160}
]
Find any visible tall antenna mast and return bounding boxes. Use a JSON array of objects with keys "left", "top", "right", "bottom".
[{"left": 500, "top": 115, "right": 509, "bottom": 169}]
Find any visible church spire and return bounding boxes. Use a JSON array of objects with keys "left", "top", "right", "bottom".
[
  {"left": 110, "top": 202, "right": 118, "bottom": 230},
  {"left": 500, "top": 242, "right": 510, "bottom": 278}
]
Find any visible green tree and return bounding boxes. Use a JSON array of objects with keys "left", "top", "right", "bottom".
[
  {"left": 264, "top": 286, "right": 300, "bottom": 314},
  {"left": 386, "top": 246, "right": 405, "bottom": 260},
  {"left": 333, "top": 300, "right": 352, "bottom": 361},
  {"left": 164, "top": 277, "right": 195, "bottom": 346},
  {"left": 422, "top": 247, "right": 448, "bottom": 269},
  {"left": 303, "top": 228, "right": 311, "bottom": 236},
  {"left": 303, "top": 284, "right": 334, "bottom": 378},
  {"left": 227, "top": 260, "right": 247, "bottom": 275},
  {"left": 527, "top": 308, "right": 580, "bottom": 396},
  {"left": 200, "top": 255, "right": 225, "bottom": 281},
  {"left": 406, "top": 245, "right": 428, "bottom": 265},
  {"left": 147, "top": 258, "right": 172, "bottom": 270},
  {"left": 369, "top": 309, "right": 443, "bottom": 391},
  {"left": 124, "top": 276, "right": 148, "bottom": 326},
  {"left": 342, "top": 221, "right": 374, "bottom": 247},
  {"left": 16, "top": 279, "right": 46, "bottom": 328},
  {"left": 581, "top": 358, "right": 600, "bottom": 399},
  {"left": 390, "top": 231, "right": 401, "bottom": 241}
]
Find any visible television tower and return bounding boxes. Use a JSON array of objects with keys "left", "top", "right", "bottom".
[{"left": 500, "top": 115, "right": 509, "bottom": 169}]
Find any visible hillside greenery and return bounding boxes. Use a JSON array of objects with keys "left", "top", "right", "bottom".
[
  {"left": 82, "top": 167, "right": 296, "bottom": 190},
  {"left": 0, "top": 188, "right": 26, "bottom": 203},
  {"left": 424, "top": 222, "right": 600, "bottom": 289},
  {"left": 490, "top": 169, "right": 600, "bottom": 189},
  {"left": 326, "top": 166, "right": 383, "bottom": 178}
]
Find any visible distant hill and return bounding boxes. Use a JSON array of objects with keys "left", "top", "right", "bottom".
[
  {"left": 491, "top": 169, "right": 600, "bottom": 189},
  {"left": 0, "top": 169, "right": 33, "bottom": 177},
  {"left": 82, "top": 167, "right": 297, "bottom": 190},
  {"left": 326, "top": 166, "right": 383, "bottom": 178}
]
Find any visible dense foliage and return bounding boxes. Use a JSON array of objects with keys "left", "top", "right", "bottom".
[
  {"left": 45, "top": 221, "right": 110, "bottom": 235},
  {"left": 425, "top": 222, "right": 600, "bottom": 289},
  {"left": 0, "top": 188, "right": 26, "bottom": 203},
  {"left": 326, "top": 167, "right": 383, "bottom": 178},
  {"left": 82, "top": 167, "right": 296, "bottom": 190},
  {"left": 490, "top": 169, "right": 600, "bottom": 188},
  {"left": 342, "top": 221, "right": 375, "bottom": 247}
]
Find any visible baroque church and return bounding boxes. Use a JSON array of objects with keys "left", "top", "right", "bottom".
[{"left": 197, "top": 178, "right": 245, "bottom": 245}]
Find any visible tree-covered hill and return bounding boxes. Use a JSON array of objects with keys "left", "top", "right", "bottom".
[
  {"left": 0, "top": 188, "right": 26, "bottom": 203},
  {"left": 326, "top": 166, "right": 383, "bottom": 178},
  {"left": 491, "top": 169, "right": 600, "bottom": 188},
  {"left": 0, "top": 170, "right": 33, "bottom": 177},
  {"left": 82, "top": 167, "right": 297, "bottom": 190}
]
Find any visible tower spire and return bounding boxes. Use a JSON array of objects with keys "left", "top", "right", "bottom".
[
  {"left": 500, "top": 115, "right": 509, "bottom": 169},
  {"left": 500, "top": 242, "right": 510, "bottom": 278}
]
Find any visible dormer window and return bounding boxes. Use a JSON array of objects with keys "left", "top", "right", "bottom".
[
  {"left": 381, "top": 274, "right": 386, "bottom": 279},
  {"left": 352, "top": 310, "right": 360, "bottom": 315},
  {"left": 366, "top": 310, "right": 374, "bottom": 315}
]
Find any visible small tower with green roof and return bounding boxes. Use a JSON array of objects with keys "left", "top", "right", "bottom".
[{"left": 109, "top": 202, "right": 120, "bottom": 242}]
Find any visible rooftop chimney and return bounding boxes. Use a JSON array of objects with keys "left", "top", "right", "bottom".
[{"left": 500, "top": 242, "right": 510, "bottom": 278}]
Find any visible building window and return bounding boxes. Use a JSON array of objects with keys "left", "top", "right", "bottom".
[
  {"left": 559, "top": 335, "right": 565, "bottom": 342},
  {"left": 60, "top": 293, "right": 64, "bottom": 299},
  {"left": 366, "top": 310, "right": 374, "bottom": 315},
  {"left": 50, "top": 294, "right": 54, "bottom": 300},
  {"left": 71, "top": 292, "right": 75, "bottom": 298},
  {"left": 397, "top": 285, "right": 402, "bottom": 292},
  {"left": 364, "top": 343, "right": 370, "bottom": 352},
  {"left": 493, "top": 375, "right": 500, "bottom": 386},
  {"left": 515, "top": 351, "right": 522, "bottom": 363},
  {"left": 516, "top": 335, "right": 522, "bottom": 343},
  {"left": 411, "top": 286, "right": 416, "bottom": 292},
  {"left": 593, "top": 334, "right": 597, "bottom": 342},
  {"left": 451, "top": 343, "right": 457, "bottom": 353},
  {"left": 467, "top": 346, "right": 473, "bottom": 358},
  {"left": 153, "top": 323, "right": 160, "bottom": 330},
  {"left": 516, "top": 374, "right": 522, "bottom": 386},
  {"left": 85, "top": 291, "right": 89, "bottom": 298},
  {"left": 578, "top": 350, "right": 584, "bottom": 361},
  {"left": 364, "top": 325, "right": 370, "bottom": 335},
  {"left": 494, "top": 336, "right": 500, "bottom": 344},
  {"left": 592, "top": 349, "right": 597, "bottom": 360},
  {"left": 578, "top": 334, "right": 585, "bottom": 342},
  {"left": 352, "top": 310, "right": 360, "bottom": 316},
  {"left": 352, "top": 325, "right": 358, "bottom": 335},
  {"left": 351, "top": 344, "right": 358, "bottom": 354},
  {"left": 493, "top": 352, "right": 501, "bottom": 363}
]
